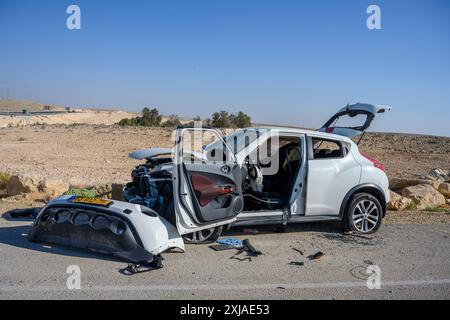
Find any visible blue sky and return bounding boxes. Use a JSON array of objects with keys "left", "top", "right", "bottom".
[{"left": 0, "top": 0, "right": 449, "bottom": 136}]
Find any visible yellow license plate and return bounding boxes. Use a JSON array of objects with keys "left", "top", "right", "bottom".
[{"left": 70, "top": 196, "right": 112, "bottom": 207}]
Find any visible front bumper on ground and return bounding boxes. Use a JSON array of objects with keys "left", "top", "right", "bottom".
[{"left": 28, "top": 196, "right": 185, "bottom": 263}]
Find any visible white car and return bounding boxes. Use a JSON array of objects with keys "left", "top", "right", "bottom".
[
  {"left": 124, "top": 103, "right": 391, "bottom": 241},
  {"left": 29, "top": 103, "right": 391, "bottom": 263}
]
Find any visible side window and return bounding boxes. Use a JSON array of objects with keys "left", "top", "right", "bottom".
[{"left": 311, "top": 138, "right": 344, "bottom": 159}]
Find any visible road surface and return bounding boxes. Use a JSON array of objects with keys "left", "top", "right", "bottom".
[{"left": 0, "top": 214, "right": 449, "bottom": 299}]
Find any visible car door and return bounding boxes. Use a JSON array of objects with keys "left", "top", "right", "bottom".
[
  {"left": 318, "top": 103, "right": 391, "bottom": 138},
  {"left": 173, "top": 127, "right": 244, "bottom": 235},
  {"left": 305, "top": 136, "right": 361, "bottom": 216}
]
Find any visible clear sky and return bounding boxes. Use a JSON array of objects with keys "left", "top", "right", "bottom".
[{"left": 1, "top": 0, "right": 449, "bottom": 136}]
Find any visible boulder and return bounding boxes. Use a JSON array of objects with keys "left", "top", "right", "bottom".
[
  {"left": 438, "top": 183, "right": 450, "bottom": 198},
  {"left": 402, "top": 184, "right": 446, "bottom": 210},
  {"left": 387, "top": 191, "right": 412, "bottom": 211},
  {"left": 111, "top": 183, "right": 124, "bottom": 201},
  {"left": 389, "top": 177, "right": 439, "bottom": 191},
  {"left": 6, "top": 174, "right": 40, "bottom": 195},
  {"left": 39, "top": 178, "right": 70, "bottom": 197},
  {"left": 94, "top": 184, "right": 113, "bottom": 198},
  {"left": 67, "top": 177, "right": 91, "bottom": 189}
]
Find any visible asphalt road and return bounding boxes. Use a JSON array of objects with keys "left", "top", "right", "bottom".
[{"left": 0, "top": 214, "right": 449, "bottom": 300}]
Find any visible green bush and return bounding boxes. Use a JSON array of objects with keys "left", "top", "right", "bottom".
[
  {"left": 161, "top": 114, "right": 182, "bottom": 128},
  {"left": 210, "top": 110, "right": 252, "bottom": 128},
  {"left": 117, "top": 107, "right": 162, "bottom": 127},
  {"left": 0, "top": 172, "right": 10, "bottom": 189},
  {"left": 63, "top": 188, "right": 96, "bottom": 198}
]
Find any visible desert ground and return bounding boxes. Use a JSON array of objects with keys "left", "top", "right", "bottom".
[{"left": 0, "top": 109, "right": 449, "bottom": 299}]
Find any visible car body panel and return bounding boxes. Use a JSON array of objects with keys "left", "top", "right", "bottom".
[
  {"left": 173, "top": 128, "right": 243, "bottom": 235},
  {"left": 29, "top": 195, "right": 185, "bottom": 262},
  {"left": 304, "top": 139, "right": 362, "bottom": 216},
  {"left": 129, "top": 148, "right": 173, "bottom": 160},
  {"left": 318, "top": 103, "right": 391, "bottom": 138}
]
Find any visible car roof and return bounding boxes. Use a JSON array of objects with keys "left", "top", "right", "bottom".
[{"left": 243, "top": 126, "right": 354, "bottom": 143}]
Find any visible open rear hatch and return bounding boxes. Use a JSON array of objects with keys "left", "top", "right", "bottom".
[{"left": 318, "top": 103, "right": 391, "bottom": 138}]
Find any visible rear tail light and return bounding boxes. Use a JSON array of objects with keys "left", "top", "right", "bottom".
[{"left": 361, "top": 152, "right": 385, "bottom": 172}]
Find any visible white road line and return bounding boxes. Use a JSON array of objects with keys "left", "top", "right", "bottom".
[{"left": 1, "top": 279, "right": 450, "bottom": 292}]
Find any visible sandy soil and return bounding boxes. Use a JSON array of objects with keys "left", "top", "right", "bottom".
[
  {"left": 0, "top": 110, "right": 139, "bottom": 128},
  {"left": 0, "top": 124, "right": 449, "bottom": 223}
]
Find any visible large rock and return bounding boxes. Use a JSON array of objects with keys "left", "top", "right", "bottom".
[
  {"left": 389, "top": 177, "right": 439, "bottom": 191},
  {"left": 402, "top": 184, "right": 446, "bottom": 210},
  {"left": 39, "top": 178, "right": 70, "bottom": 197},
  {"left": 6, "top": 174, "right": 40, "bottom": 195},
  {"left": 94, "top": 184, "right": 113, "bottom": 198},
  {"left": 387, "top": 191, "right": 412, "bottom": 211},
  {"left": 438, "top": 183, "right": 450, "bottom": 198}
]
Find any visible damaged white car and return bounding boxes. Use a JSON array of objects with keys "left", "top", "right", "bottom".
[{"left": 29, "top": 103, "right": 391, "bottom": 264}]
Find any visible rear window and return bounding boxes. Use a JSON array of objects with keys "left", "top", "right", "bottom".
[{"left": 311, "top": 138, "right": 344, "bottom": 159}]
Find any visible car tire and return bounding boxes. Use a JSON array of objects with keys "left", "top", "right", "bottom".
[
  {"left": 341, "top": 192, "right": 382, "bottom": 234},
  {"left": 183, "top": 226, "right": 224, "bottom": 244}
]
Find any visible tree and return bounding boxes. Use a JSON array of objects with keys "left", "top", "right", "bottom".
[
  {"left": 230, "top": 111, "right": 251, "bottom": 128},
  {"left": 211, "top": 110, "right": 233, "bottom": 128},
  {"left": 161, "top": 114, "right": 182, "bottom": 128},
  {"left": 117, "top": 107, "right": 161, "bottom": 127}
]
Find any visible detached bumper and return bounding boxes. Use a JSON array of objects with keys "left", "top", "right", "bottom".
[{"left": 29, "top": 196, "right": 185, "bottom": 263}]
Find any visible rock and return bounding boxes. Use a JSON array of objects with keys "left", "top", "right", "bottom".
[
  {"left": 387, "top": 191, "right": 412, "bottom": 211},
  {"left": 39, "top": 178, "right": 69, "bottom": 197},
  {"left": 67, "top": 177, "right": 91, "bottom": 189},
  {"left": 438, "top": 183, "right": 450, "bottom": 198},
  {"left": 6, "top": 174, "right": 40, "bottom": 195},
  {"left": 402, "top": 184, "right": 446, "bottom": 210},
  {"left": 94, "top": 184, "right": 113, "bottom": 198},
  {"left": 447, "top": 199, "right": 450, "bottom": 206},
  {"left": 389, "top": 177, "right": 440, "bottom": 190},
  {"left": 111, "top": 183, "right": 124, "bottom": 201}
]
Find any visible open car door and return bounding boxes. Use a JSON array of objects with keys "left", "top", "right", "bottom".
[
  {"left": 318, "top": 103, "right": 391, "bottom": 138},
  {"left": 173, "top": 127, "right": 244, "bottom": 235}
]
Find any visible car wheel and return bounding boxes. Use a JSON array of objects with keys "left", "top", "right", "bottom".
[
  {"left": 183, "top": 226, "right": 223, "bottom": 244},
  {"left": 342, "top": 193, "right": 382, "bottom": 234}
]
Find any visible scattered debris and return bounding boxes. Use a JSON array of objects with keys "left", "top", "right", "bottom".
[
  {"left": 292, "top": 248, "right": 304, "bottom": 255},
  {"left": 243, "top": 228, "right": 259, "bottom": 235},
  {"left": 276, "top": 286, "right": 286, "bottom": 290},
  {"left": 288, "top": 261, "right": 304, "bottom": 266},
  {"left": 230, "top": 255, "right": 252, "bottom": 262},
  {"left": 307, "top": 251, "right": 324, "bottom": 260},
  {"left": 242, "top": 239, "right": 262, "bottom": 256},
  {"left": 209, "top": 244, "right": 238, "bottom": 252},
  {"left": 216, "top": 238, "right": 243, "bottom": 247},
  {"left": 119, "top": 255, "right": 164, "bottom": 275},
  {"left": 229, "top": 239, "right": 263, "bottom": 262}
]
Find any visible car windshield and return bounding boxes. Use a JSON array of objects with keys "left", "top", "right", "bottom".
[{"left": 204, "top": 129, "right": 260, "bottom": 155}]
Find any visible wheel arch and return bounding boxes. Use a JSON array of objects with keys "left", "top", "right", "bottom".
[{"left": 339, "top": 183, "right": 387, "bottom": 220}]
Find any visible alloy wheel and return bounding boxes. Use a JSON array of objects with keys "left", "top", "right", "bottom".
[{"left": 351, "top": 199, "right": 379, "bottom": 233}]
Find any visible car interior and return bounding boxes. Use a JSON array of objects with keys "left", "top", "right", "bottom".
[{"left": 241, "top": 136, "right": 302, "bottom": 211}]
